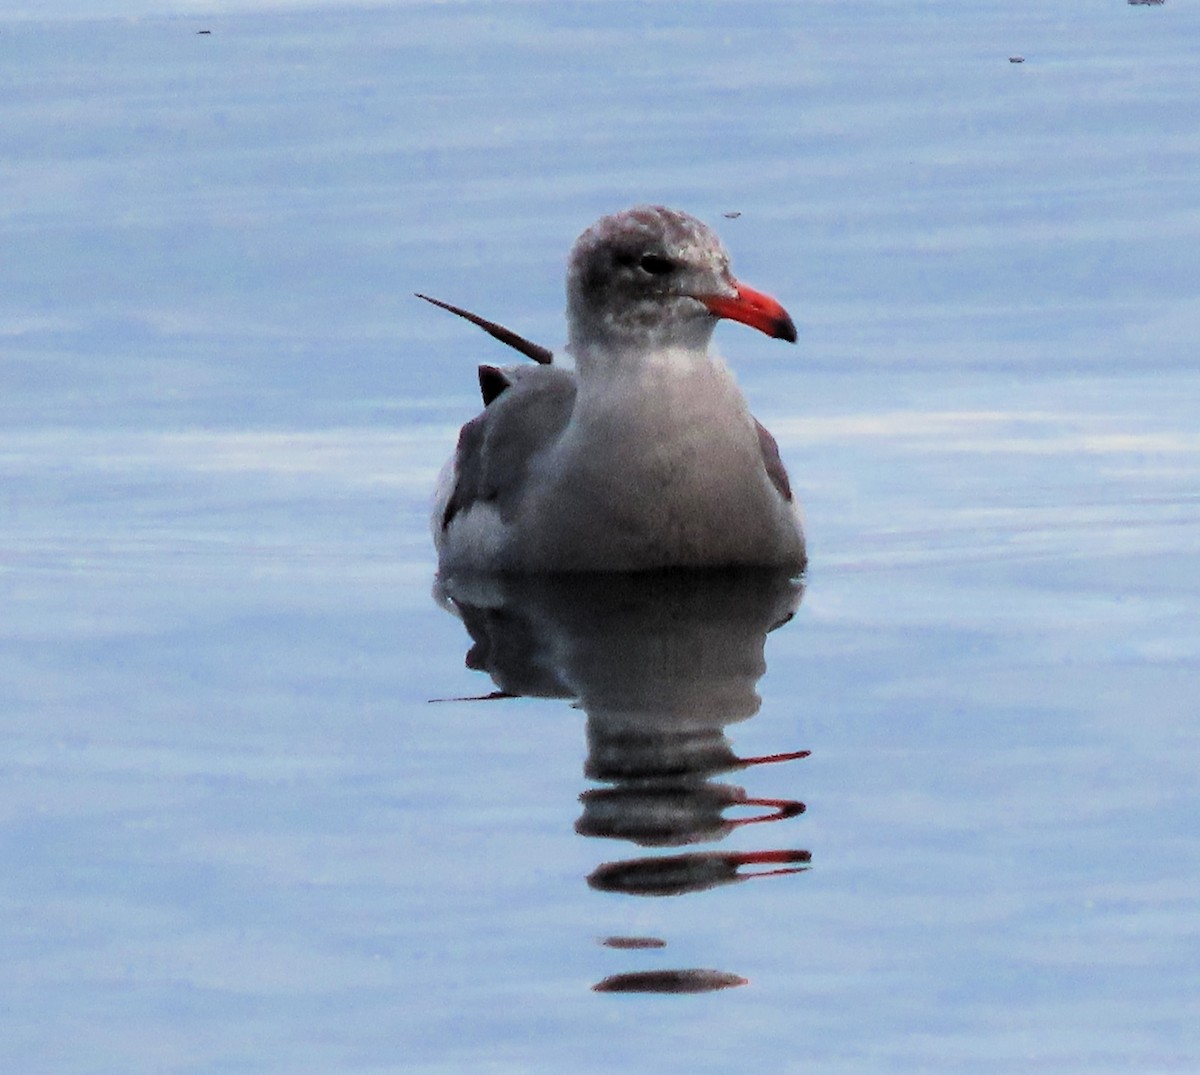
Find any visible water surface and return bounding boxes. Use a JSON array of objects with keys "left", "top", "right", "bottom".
[{"left": 2, "top": 2, "right": 1199, "bottom": 1072}]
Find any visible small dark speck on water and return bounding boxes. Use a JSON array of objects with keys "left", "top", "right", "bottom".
[
  {"left": 1128, "top": 0, "right": 1164, "bottom": 5},
  {"left": 1009, "top": 56, "right": 1025, "bottom": 63},
  {"left": 197, "top": 29, "right": 212, "bottom": 34},
  {"left": 723, "top": 211, "right": 742, "bottom": 219}
]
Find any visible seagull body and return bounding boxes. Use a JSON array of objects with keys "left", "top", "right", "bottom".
[{"left": 430, "top": 206, "right": 805, "bottom": 574}]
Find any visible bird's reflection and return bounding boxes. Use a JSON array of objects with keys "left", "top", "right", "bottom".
[
  {"left": 589, "top": 848, "right": 811, "bottom": 897},
  {"left": 435, "top": 568, "right": 810, "bottom": 994},
  {"left": 577, "top": 782, "right": 804, "bottom": 847}
]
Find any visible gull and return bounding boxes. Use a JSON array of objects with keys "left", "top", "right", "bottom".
[{"left": 426, "top": 205, "right": 805, "bottom": 573}]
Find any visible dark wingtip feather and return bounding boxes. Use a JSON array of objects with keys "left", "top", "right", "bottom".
[
  {"left": 477, "top": 364, "right": 511, "bottom": 406},
  {"left": 415, "top": 293, "right": 554, "bottom": 365}
]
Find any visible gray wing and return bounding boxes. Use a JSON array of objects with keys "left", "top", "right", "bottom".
[
  {"left": 754, "top": 418, "right": 793, "bottom": 502},
  {"left": 440, "top": 364, "right": 578, "bottom": 532}
]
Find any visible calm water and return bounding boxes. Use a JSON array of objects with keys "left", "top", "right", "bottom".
[{"left": 2, "top": 3, "right": 1199, "bottom": 1072}]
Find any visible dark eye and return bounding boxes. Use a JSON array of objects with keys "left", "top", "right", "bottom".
[{"left": 639, "top": 253, "right": 675, "bottom": 275}]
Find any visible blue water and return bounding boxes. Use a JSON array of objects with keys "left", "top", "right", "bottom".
[{"left": 2, "top": 2, "right": 1199, "bottom": 1072}]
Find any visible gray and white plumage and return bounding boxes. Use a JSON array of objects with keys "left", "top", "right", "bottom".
[{"left": 429, "top": 205, "right": 805, "bottom": 573}]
